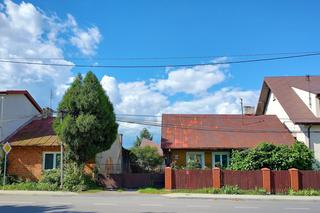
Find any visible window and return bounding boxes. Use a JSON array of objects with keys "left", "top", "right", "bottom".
[
  {"left": 186, "top": 152, "right": 205, "bottom": 168},
  {"left": 43, "top": 152, "right": 61, "bottom": 170},
  {"left": 212, "top": 151, "right": 230, "bottom": 168}
]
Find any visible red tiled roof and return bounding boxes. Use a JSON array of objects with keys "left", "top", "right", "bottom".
[
  {"left": 161, "top": 114, "right": 295, "bottom": 150},
  {"left": 0, "top": 90, "right": 42, "bottom": 113},
  {"left": 256, "top": 76, "right": 320, "bottom": 124},
  {"left": 140, "top": 138, "right": 163, "bottom": 156},
  {"left": 8, "top": 117, "right": 60, "bottom": 146}
]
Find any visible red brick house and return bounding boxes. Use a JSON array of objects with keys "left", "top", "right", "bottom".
[
  {"left": 161, "top": 114, "right": 295, "bottom": 168},
  {"left": 7, "top": 117, "right": 61, "bottom": 180}
]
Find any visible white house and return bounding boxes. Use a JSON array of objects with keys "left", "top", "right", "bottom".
[
  {"left": 256, "top": 76, "right": 320, "bottom": 163},
  {"left": 0, "top": 90, "right": 42, "bottom": 143}
]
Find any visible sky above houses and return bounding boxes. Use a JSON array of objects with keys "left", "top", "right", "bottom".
[{"left": 1, "top": 0, "right": 320, "bottom": 147}]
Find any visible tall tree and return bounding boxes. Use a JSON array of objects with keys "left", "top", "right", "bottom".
[
  {"left": 134, "top": 128, "right": 153, "bottom": 147},
  {"left": 54, "top": 71, "right": 118, "bottom": 164}
]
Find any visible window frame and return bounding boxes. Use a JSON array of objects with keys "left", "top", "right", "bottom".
[
  {"left": 186, "top": 151, "right": 205, "bottom": 168},
  {"left": 212, "top": 151, "right": 230, "bottom": 168},
  {"left": 42, "top": 152, "right": 61, "bottom": 171}
]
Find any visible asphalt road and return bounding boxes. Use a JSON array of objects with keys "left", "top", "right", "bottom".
[{"left": 0, "top": 191, "right": 319, "bottom": 213}]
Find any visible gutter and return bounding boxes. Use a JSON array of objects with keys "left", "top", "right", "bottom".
[{"left": 307, "top": 124, "right": 312, "bottom": 149}]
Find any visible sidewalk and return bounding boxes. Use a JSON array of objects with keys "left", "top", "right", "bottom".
[
  {"left": 0, "top": 190, "right": 78, "bottom": 196},
  {"left": 163, "top": 193, "right": 320, "bottom": 201}
]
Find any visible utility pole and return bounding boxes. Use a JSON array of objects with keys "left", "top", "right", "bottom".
[
  {"left": 306, "top": 75, "right": 312, "bottom": 109},
  {"left": 1, "top": 95, "right": 5, "bottom": 186},
  {"left": 60, "top": 110, "right": 64, "bottom": 189}
]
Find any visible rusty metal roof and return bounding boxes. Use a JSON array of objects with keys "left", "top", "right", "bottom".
[
  {"left": 8, "top": 117, "right": 60, "bottom": 146},
  {"left": 161, "top": 114, "right": 295, "bottom": 150},
  {"left": 256, "top": 76, "right": 320, "bottom": 124}
]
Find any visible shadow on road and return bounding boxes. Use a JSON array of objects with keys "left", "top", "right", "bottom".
[{"left": 0, "top": 205, "right": 94, "bottom": 213}]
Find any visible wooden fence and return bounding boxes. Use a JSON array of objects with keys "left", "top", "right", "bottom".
[
  {"left": 99, "top": 173, "right": 164, "bottom": 189},
  {"left": 165, "top": 167, "right": 320, "bottom": 193}
]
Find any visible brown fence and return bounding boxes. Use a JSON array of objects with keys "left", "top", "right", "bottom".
[
  {"left": 271, "top": 170, "right": 290, "bottom": 193},
  {"left": 222, "top": 170, "right": 262, "bottom": 190},
  {"left": 165, "top": 167, "right": 320, "bottom": 193},
  {"left": 173, "top": 169, "right": 212, "bottom": 189},
  {"left": 299, "top": 171, "right": 320, "bottom": 189},
  {"left": 98, "top": 173, "right": 164, "bottom": 189}
]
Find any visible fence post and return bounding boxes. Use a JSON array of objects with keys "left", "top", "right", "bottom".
[
  {"left": 289, "top": 168, "right": 299, "bottom": 192},
  {"left": 165, "top": 167, "right": 173, "bottom": 191},
  {"left": 261, "top": 168, "right": 271, "bottom": 194},
  {"left": 212, "top": 167, "right": 221, "bottom": 189}
]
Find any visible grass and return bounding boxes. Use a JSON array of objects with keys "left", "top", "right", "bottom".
[
  {"left": 138, "top": 186, "right": 267, "bottom": 195},
  {"left": 139, "top": 186, "right": 320, "bottom": 196},
  {"left": 1, "top": 182, "right": 59, "bottom": 191}
]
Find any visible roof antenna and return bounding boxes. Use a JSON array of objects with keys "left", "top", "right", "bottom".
[{"left": 306, "top": 75, "right": 312, "bottom": 109}]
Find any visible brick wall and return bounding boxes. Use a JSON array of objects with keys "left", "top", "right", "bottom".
[{"left": 7, "top": 146, "right": 60, "bottom": 181}]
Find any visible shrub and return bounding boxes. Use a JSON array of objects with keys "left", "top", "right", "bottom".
[
  {"left": 130, "top": 146, "right": 163, "bottom": 172},
  {"left": 63, "top": 163, "right": 96, "bottom": 192},
  {"left": 230, "top": 141, "right": 314, "bottom": 170},
  {"left": 185, "top": 159, "right": 202, "bottom": 169},
  {"left": 40, "top": 169, "right": 60, "bottom": 188}
]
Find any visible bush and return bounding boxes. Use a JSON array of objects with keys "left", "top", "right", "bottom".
[
  {"left": 230, "top": 141, "right": 314, "bottom": 170},
  {"left": 40, "top": 169, "right": 60, "bottom": 188},
  {"left": 130, "top": 146, "right": 163, "bottom": 172},
  {"left": 63, "top": 163, "right": 96, "bottom": 192}
]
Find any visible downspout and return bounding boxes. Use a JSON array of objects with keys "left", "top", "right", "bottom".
[{"left": 307, "top": 124, "right": 312, "bottom": 149}]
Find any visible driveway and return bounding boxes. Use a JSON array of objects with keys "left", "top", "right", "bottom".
[{"left": 0, "top": 191, "right": 319, "bottom": 212}]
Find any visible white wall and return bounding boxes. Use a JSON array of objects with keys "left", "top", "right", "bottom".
[
  {"left": 264, "top": 92, "right": 320, "bottom": 163},
  {"left": 292, "top": 87, "right": 319, "bottom": 117},
  {"left": 0, "top": 94, "right": 40, "bottom": 142}
]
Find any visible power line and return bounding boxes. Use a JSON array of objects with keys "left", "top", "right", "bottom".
[
  {"left": 116, "top": 119, "right": 320, "bottom": 134},
  {"left": 1, "top": 51, "right": 320, "bottom": 61},
  {"left": 1, "top": 52, "right": 320, "bottom": 69}
]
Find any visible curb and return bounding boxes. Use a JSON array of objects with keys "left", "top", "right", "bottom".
[
  {"left": 0, "top": 190, "right": 78, "bottom": 196},
  {"left": 163, "top": 193, "right": 320, "bottom": 201}
]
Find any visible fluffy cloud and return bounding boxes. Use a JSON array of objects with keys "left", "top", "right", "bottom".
[
  {"left": 0, "top": 0, "right": 101, "bottom": 106},
  {"left": 70, "top": 23, "right": 102, "bottom": 56},
  {"left": 152, "top": 59, "right": 229, "bottom": 95},
  {"left": 99, "top": 62, "right": 258, "bottom": 147},
  {"left": 162, "top": 88, "right": 259, "bottom": 114}
]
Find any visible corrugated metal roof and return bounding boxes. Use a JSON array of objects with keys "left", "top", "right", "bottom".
[
  {"left": 8, "top": 117, "right": 60, "bottom": 146},
  {"left": 256, "top": 76, "right": 320, "bottom": 124},
  {"left": 161, "top": 114, "right": 295, "bottom": 150}
]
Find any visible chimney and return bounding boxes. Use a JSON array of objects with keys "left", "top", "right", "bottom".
[{"left": 244, "top": 106, "right": 255, "bottom": 115}]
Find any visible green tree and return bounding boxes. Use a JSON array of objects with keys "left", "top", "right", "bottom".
[
  {"left": 230, "top": 141, "right": 314, "bottom": 170},
  {"left": 130, "top": 146, "right": 163, "bottom": 172},
  {"left": 54, "top": 71, "right": 118, "bottom": 164},
  {"left": 134, "top": 128, "right": 153, "bottom": 147}
]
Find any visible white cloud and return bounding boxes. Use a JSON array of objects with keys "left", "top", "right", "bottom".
[
  {"left": 101, "top": 75, "right": 121, "bottom": 104},
  {"left": 0, "top": 0, "right": 101, "bottom": 107},
  {"left": 162, "top": 88, "right": 259, "bottom": 114},
  {"left": 152, "top": 59, "right": 229, "bottom": 95},
  {"left": 100, "top": 63, "right": 258, "bottom": 147},
  {"left": 70, "top": 21, "right": 102, "bottom": 56}
]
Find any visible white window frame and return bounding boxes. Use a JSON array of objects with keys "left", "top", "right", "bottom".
[
  {"left": 186, "top": 152, "right": 205, "bottom": 168},
  {"left": 212, "top": 151, "right": 230, "bottom": 168},
  {"left": 42, "top": 152, "right": 61, "bottom": 170}
]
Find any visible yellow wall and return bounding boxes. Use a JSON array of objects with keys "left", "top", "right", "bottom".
[{"left": 171, "top": 149, "right": 230, "bottom": 168}]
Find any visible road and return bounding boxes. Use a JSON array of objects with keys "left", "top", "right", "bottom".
[{"left": 0, "top": 191, "right": 319, "bottom": 213}]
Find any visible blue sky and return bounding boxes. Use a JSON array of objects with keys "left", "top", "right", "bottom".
[{"left": 1, "top": 0, "right": 320, "bottom": 147}]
